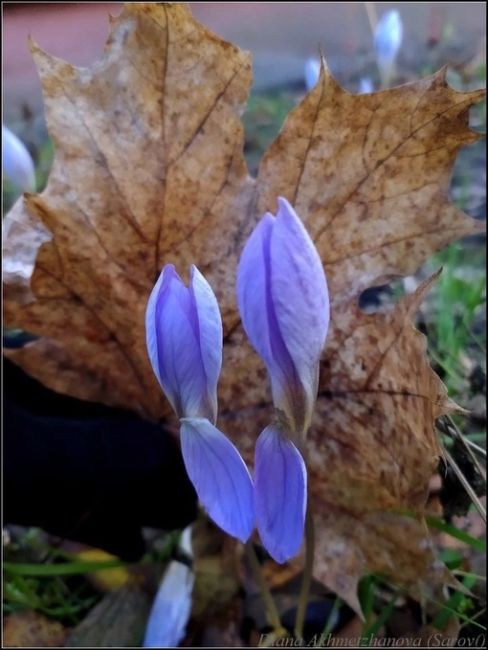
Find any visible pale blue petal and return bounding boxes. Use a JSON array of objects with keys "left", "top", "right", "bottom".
[
  {"left": 271, "top": 198, "right": 329, "bottom": 421},
  {"left": 374, "top": 10, "right": 403, "bottom": 68},
  {"left": 143, "top": 560, "right": 194, "bottom": 648},
  {"left": 180, "top": 417, "right": 254, "bottom": 543},
  {"left": 304, "top": 58, "right": 320, "bottom": 91},
  {"left": 189, "top": 265, "right": 223, "bottom": 424},
  {"left": 254, "top": 425, "right": 307, "bottom": 564},
  {"left": 358, "top": 77, "right": 374, "bottom": 94},
  {"left": 236, "top": 214, "right": 275, "bottom": 365},
  {"left": 145, "top": 264, "right": 174, "bottom": 391}
]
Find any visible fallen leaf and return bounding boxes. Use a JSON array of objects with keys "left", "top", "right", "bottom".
[
  {"left": 2, "top": 2, "right": 485, "bottom": 615},
  {"left": 3, "top": 1, "right": 254, "bottom": 418},
  {"left": 3, "top": 610, "right": 67, "bottom": 648}
]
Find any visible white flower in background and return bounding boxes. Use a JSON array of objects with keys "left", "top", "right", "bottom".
[
  {"left": 374, "top": 9, "right": 403, "bottom": 86},
  {"left": 304, "top": 57, "right": 321, "bottom": 91},
  {"left": 143, "top": 527, "right": 194, "bottom": 648},
  {"left": 2, "top": 125, "right": 36, "bottom": 193},
  {"left": 358, "top": 77, "right": 374, "bottom": 94}
]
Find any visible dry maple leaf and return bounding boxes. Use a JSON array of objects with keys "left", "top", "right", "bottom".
[
  {"left": 3, "top": 2, "right": 485, "bottom": 614},
  {"left": 3, "top": 610, "right": 67, "bottom": 648}
]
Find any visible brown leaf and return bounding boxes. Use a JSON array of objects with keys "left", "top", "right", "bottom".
[
  {"left": 3, "top": 2, "right": 253, "bottom": 418},
  {"left": 3, "top": 610, "right": 67, "bottom": 648},
  {"left": 3, "top": 2, "right": 485, "bottom": 615}
]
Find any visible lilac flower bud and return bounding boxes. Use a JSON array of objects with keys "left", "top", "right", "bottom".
[
  {"left": 374, "top": 10, "right": 403, "bottom": 85},
  {"left": 358, "top": 77, "right": 374, "bottom": 94},
  {"left": 237, "top": 197, "right": 329, "bottom": 435},
  {"left": 145, "top": 264, "right": 222, "bottom": 423},
  {"left": 254, "top": 424, "right": 307, "bottom": 563},
  {"left": 304, "top": 57, "right": 321, "bottom": 91},
  {"left": 2, "top": 125, "right": 36, "bottom": 193},
  {"left": 146, "top": 265, "right": 254, "bottom": 543}
]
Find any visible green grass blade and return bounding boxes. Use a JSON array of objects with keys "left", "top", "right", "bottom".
[
  {"left": 3, "top": 559, "right": 127, "bottom": 576},
  {"left": 424, "top": 516, "right": 486, "bottom": 552},
  {"left": 362, "top": 593, "right": 399, "bottom": 639}
]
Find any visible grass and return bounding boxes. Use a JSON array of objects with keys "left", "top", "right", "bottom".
[
  {"left": 2, "top": 528, "right": 180, "bottom": 627},
  {"left": 424, "top": 243, "right": 486, "bottom": 402}
]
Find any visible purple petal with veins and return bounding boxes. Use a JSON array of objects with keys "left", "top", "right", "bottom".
[
  {"left": 180, "top": 417, "right": 254, "bottom": 543},
  {"left": 254, "top": 424, "right": 307, "bottom": 563}
]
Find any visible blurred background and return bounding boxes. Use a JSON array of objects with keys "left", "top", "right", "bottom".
[{"left": 3, "top": 2, "right": 487, "bottom": 113}]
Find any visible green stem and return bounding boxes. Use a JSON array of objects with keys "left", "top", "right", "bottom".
[
  {"left": 245, "top": 542, "right": 287, "bottom": 638},
  {"left": 294, "top": 506, "right": 315, "bottom": 639}
]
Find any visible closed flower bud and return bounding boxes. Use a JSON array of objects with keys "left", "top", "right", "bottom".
[
  {"left": 237, "top": 197, "right": 329, "bottom": 435},
  {"left": 304, "top": 57, "right": 321, "bottom": 91},
  {"left": 145, "top": 264, "right": 222, "bottom": 423},
  {"left": 2, "top": 125, "right": 36, "bottom": 193}
]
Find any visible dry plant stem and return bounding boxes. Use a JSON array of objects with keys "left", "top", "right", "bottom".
[
  {"left": 245, "top": 541, "right": 287, "bottom": 638},
  {"left": 446, "top": 415, "right": 487, "bottom": 481},
  {"left": 294, "top": 506, "right": 315, "bottom": 639},
  {"left": 466, "top": 439, "right": 487, "bottom": 458},
  {"left": 444, "top": 447, "right": 487, "bottom": 523}
]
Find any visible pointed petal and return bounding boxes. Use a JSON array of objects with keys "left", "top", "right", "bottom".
[
  {"left": 145, "top": 264, "right": 174, "bottom": 391},
  {"left": 189, "top": 265, "right": 223, "bottom": 423},
  {"left": 254, "top": 425, "right": 307, "bottom": 564},
  {"left": 180, "top": 417, "right": 254, "bottom": 542},
  {"left": 236, "top": 213, "right": 275, "bottom": 365},
  {"left": 271, "top": 198, "right": 330, "bottom": 419},
  {"left": 273, "top": 197, "right": 330, "bottom": 374}
]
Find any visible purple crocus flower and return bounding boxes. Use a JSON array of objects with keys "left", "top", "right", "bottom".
[
  {"left": 2, "top": 125, "right": 36, "bottom": 193},
  {"left": 374, "top": 10, "right": 403, "bottom": 85},
  {"left": 358, "top": 77, "right": 374, "bottom": 94},
  {"left": 304, "top": 57, "right": 321, "bottom": 91},
  {"left": 145, "top": 264, "right": 254, "bottom": 543},
  {"left": 237, "top": 197, "right": 329, "bottom": 563}
]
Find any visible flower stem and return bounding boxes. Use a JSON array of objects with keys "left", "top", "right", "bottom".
[
  {"left": 245, "top": 541, "right": 287, "bottom": 638},
  {"left": 294, "top": 506, "right": 315, "bottom": 639}
]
